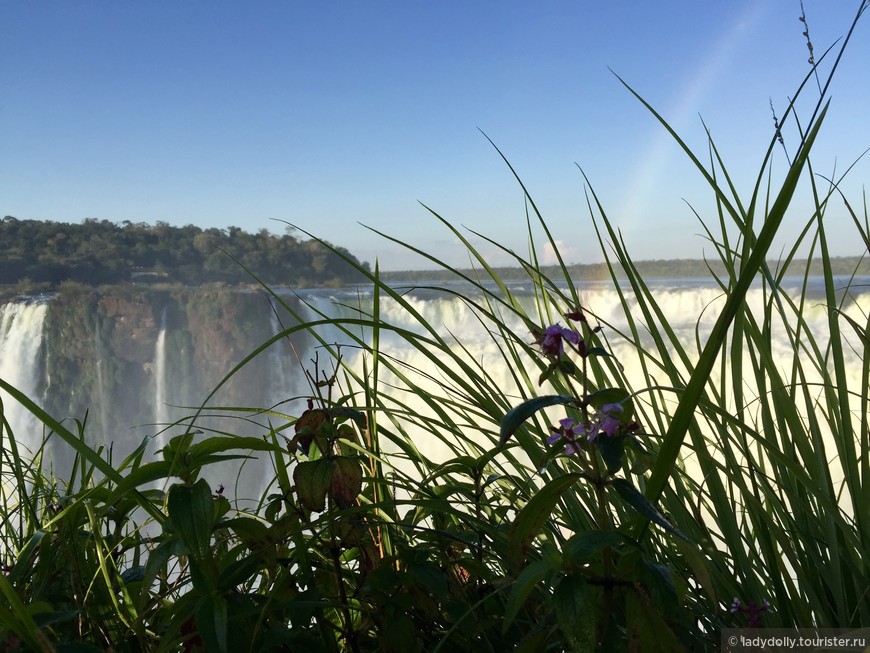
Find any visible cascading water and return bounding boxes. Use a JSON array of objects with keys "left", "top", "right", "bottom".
[
  {"left": 289, "top": 280, "right": 870, "bottom": 480},
  {"left": 93, "top": 313, "right": 110, "bottom": 438},
  {"left": 153, "top": 306, "right": 169, "bottom": 448},
  {"left": 0, "top": 300, "right": 49, "bottom": 455},
  {"left": 1, "top": 279, "right": 867, "bottom": 503}
]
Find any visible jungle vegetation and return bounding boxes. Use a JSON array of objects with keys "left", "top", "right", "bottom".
[{"left": 0, "top": 217, "right": 371, "bottom": 290}]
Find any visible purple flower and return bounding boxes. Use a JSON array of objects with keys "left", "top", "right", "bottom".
[
  {"left": 540, "top": 324, "right": 580, "bottom": 357},
  {"left": 731, "top": 597, "right": 771, "bottom": 627},
  {"left": 546, "top": 431, "right": 563, "bottom": 446},
  {"left": 583, "top": 403, "right": 625, "bottom": 442},
  {"left": 598, "top": 403, "right": 623, "bottom": 437},
  {"left": 599, "top": 416, "right": 621, "bottom": 435},
  {"left": 547, "top": 404, "right": 634, "bottom": 454},
  {"left": 548, "top": 417, "right": 586, "bottom": 455}
]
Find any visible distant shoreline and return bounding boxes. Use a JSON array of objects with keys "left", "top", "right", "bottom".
[
  {"left": 4, "top": 256, "right": 868, "bottom": 304},
  {"left": 378, "top": 256, "right": 870, "bottom": 283}
]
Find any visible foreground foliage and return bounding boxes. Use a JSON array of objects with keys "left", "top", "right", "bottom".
[{"left": 2, "top": 4, "right": 869, "bottom": 650}]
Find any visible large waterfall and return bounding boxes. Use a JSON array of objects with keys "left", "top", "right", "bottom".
[
  {"left": 1, "top": 279, "right": 868, "bottom": 500},
  {"left": 0, "top": 300, "right": 49, "bottom": 456}
]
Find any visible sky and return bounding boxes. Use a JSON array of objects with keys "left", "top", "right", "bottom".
[{"left": 2, "top": 1, "right": 869, "bottom": 271}]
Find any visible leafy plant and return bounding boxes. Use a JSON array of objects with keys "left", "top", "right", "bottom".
[{"left": 1, "top": 3, "right": 869, "bottom": 650}]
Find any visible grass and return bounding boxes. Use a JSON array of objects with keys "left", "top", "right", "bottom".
[{"left": 1, "top": 2, "right": 869, "bottom": 649}]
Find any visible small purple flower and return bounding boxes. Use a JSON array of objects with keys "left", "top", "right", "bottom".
[
  {"left": 548, "top": 417, "right": 586, "bottom": 455},
  {"left": 540, "top": 324, "right": 580, "bottom": 357},
  {"left": 731, "top": 597, "right": 771, "bottom": 626},
  {"left": 597, "top": 403, "right": 624, "bottom": 438},
  {"left": 583, "top": 403, "right": 625, "bottom": 442},
  {"left": 547, "top": 404, "right": 635, "bottom": 454}
]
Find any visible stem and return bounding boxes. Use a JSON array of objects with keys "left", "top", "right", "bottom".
[
  {"left": 473, "top": 467, "right": 484, "bottom": 579},
  {"left": 329, "top": 527, "right": 362, "bottom": 653}
]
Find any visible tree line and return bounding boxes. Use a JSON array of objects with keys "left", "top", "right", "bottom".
[
  {"left": 381, "top": 256, "right": 870, "bottom": 283},
  {"left": 1, "top": 216, "right": 371, "bottom": 289}
]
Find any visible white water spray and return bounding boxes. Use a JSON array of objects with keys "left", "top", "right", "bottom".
[
  {"left": 0, "top": 300, "right": 50, "bottom": 520},
  {"left": 93, "top": 315, "right": 110, "bottom": 437},
  {"left": 0, "top": 300, "right": 49, "bottom": 453},
  {"left": 153, "top": 306, "right": 169, "bottom": 448}
]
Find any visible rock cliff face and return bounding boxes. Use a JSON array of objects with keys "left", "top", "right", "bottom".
[{"left": 10, "top": 287, "right": 315, "bottom": 470}]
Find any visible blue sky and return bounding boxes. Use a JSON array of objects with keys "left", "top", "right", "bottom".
[{"left": 3, "top": 2, "right": 869, "bottom": 271}]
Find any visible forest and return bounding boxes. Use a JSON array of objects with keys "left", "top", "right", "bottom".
[{"left": 0, "top": 216, "right": 371, "bottom": 290}]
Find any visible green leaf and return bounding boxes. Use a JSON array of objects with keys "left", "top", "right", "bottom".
[
  {"left": 221, "top": 516, "right": 271, "bottom": 550},
  {"left": 188, "top": 435, "right": 276, "bottom": 460},
  {"left": 8, "top": 531, "right": 46, "bottom": 585},
  {"left": 0, "top": 572, "right": 53, "bottom": 651},
  {"left": 213, "top": 494, "right": 231, "bottom": 520},
  {"left": 500, "top": 395, "right": 577, "bottom": 446},
  {"left": 503, "top": 558, "right": 555, "bottom": 633},
  {"left": 585, "top": 387, "right": 633, "bottom": 418},
  {"left": 380, "top": 614, "right": 417, "bottom": 653},
  {"left": 674, "top": 539, "right": 717, "bottom": 605},
  {"left": 167, "top": 478, "right": 214, "bottom": 559},
  {"left": 330, "top": 456, "right": 363, "bottom": 508},
  {"left": 609, "top": 479, "right": 687, "bottom": 541},
  {"left": 162, "top": 431, "right": 196, "bottom": 462},
  {"left": 108, "top": 460, "right": 172, "bottom": 502},
  {"left": 636, "top": 99, "right": 831, "bottom": 509},
  {"left": 562, "top": 530, "right": 627, "bottom": 571},
  {"left": 597, "top": 434, "right": 626, "bottom": 474},
  {"left": 328, "top": 405, "right": 368, "bottom": 429},
  {"left": 218, "top": 556, "right": 265, "bottom": 589},
  {"left": 627, "top": 436, "right": 655, "bottom": 474},
  {"left": 538, "top": 362, "right": 560, "bottom": 385},
  {"left": 197, "top": 594, "right": 229, "bottom": 653},
  {"left": 120, "top": 566, "right": 146, "bottom": 584},
  {"left": 637, "top": 561, "right": 679, "bottom": 616},
  {"left": 408, "top": 561, "right": 449, "bottom": 599},
  {"left": 293, "top": 459, "right": 336, "bottom": 512},
  {"left": 554, "top": 575, "right": 596, "bottom": 652},
  {"left": 625, "top": 589, "right": 684, "bottom": 652},
  {"left": 510, "top": 473, "right": 584, "bottom": 568}
]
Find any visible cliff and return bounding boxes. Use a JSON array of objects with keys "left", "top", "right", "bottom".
[{"left": 4, "top": 287, "right": 317, "bottom": 471}]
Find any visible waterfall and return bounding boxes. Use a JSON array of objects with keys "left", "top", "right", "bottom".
[
  {"left": 0, "top": 299, "right": 49, "bottom": 456},
  {"left": 153, "top": 306, "right": 169, "bottom": 448},
  {"left": 1, "top": 281, "right": 866, "bottom": 506},
  {"left": 290, "top": 281, "right": 870, "bottom": 468},
  {"left": 268, "top": 308, "right": 292, "bottom": 408},
  {"left": 93, "top": 314, "right": 109, "bottom": 438}
]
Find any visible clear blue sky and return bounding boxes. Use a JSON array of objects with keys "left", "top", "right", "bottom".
[{"left": 3, "top": 2, "right": 869, "bottom": 270}]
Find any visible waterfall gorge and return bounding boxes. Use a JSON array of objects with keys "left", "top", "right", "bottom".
[{"left": 1, "top": 280, "right": 867, "bottom": 502}]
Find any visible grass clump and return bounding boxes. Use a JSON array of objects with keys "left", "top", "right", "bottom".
[{"left": 1, "top": 3, "right": 869, "bottom": 650}]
